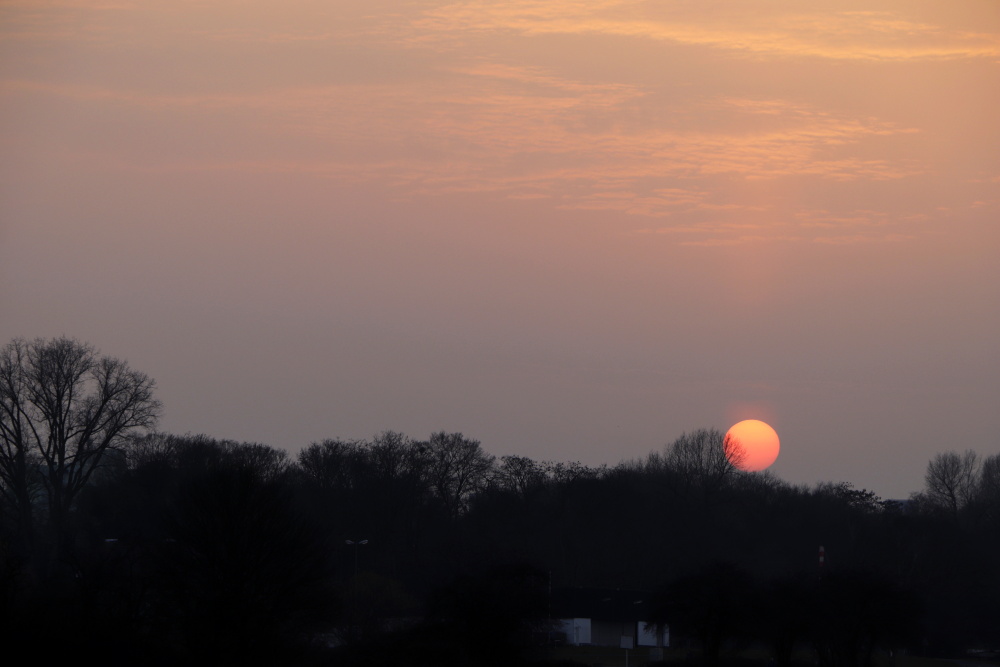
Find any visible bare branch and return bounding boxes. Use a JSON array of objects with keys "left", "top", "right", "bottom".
[{"left": 0, "top": 336, "right": 161, "bottom": 550}]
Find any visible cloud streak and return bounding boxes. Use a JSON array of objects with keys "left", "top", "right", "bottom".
[
  {"left": 1, "top": 0, "right": 994, "bottom": 249},
  {"left": 413, "top": 1, "right": 1000, "bottom": 62}
]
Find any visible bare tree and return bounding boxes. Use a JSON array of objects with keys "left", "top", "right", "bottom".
[
  {"left": 974, "top": 453, "right": 1000, "bottom": 522},
  {"left": 543, "top": 459, "right": 603, "bottom": 484},
  {"left": 722, "top": 432, "right": 749, "bottom": 472},
  {"left": 664, "top": 428, "right": 740, "bottom": 492},
  {"left": 0, "top": 337, "right": 160, "bottom": 552},
  {"left": 422, "top": 432, "right": 495, "bottom": 517},
  {"left": 979, "top": 453, "right": 1000, "bottom": 500},
  {"left": 923, "top": 450, "right": 980, "bottom": 516},
  {"left": 368, "top": 430, "right": 423, "bottom": 483},
  {"left": 0, "top": 340, "right": 41, "bottom": 547},
  {"left": 124, "top": 431, "right": 179, "bottom": 470},
  {"left": 298, "top": 438, "right": 363, "bottom": 491},
  {"left": 227, "top": 442, "right": 290, "bottom": 482},
  {"left": 493, "top": 455, "right": 547, "bottom": 498}
]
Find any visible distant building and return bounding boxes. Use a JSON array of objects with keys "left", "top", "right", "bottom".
[{"left": 551, "top": 587, "right": 668, "bottom": 648}]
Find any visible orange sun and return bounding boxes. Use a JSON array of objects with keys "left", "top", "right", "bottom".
[{"left": 724, "top": 419, "right": 780, "bottom": 472}]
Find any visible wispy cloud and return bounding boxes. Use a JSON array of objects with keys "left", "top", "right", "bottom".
[
  {"left": 2, "top": 69, "right": 923, "bottom": 239},
  {"left": 413, "top": 1, "right": 1000, "bottom": 61},
  {"left": 2, "top": 0, "right": 991, "bottom": 250}
]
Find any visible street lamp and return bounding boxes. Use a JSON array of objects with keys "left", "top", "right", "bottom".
[
  {"left": 344, "top": 539, "right": 369, "bottom": 642},
  {"left": 345, "top": 539, "right": 368, "bottom": 577}
]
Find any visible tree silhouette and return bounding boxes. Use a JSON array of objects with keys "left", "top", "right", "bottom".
[
  {"left": 0, "top": 337, "right": 159, "bottom": 559},
  {"left": 422, "top": 432, "right": 495, "bottom": 518},
  {"left": 921, "top": 450, "right": 979, "bottom": 516}
]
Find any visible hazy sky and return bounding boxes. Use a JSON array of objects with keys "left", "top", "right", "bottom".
[{"left": 2, "top": 0, "right": 998, "bottom": 499}]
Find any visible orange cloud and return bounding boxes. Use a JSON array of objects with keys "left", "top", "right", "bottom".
[
  {"left": 413, "top": 1, "right": 1000, "bottom": 62},
  {"left": 3, "top": 0, "right": 990, "bottom": 251}
]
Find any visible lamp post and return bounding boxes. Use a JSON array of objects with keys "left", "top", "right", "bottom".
[
  {"left": 345, "top": 539, "right": 369, "bottom": 577},
  {"left": 345, "top": 539, "right": 369, "bottom": 642}
]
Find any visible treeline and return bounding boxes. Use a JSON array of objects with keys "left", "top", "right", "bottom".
[
  {"left": 1, "top": 338, "right": 998, "bottom": 665},
  {"left": 0, "top": 428, "right": 997, "bottom": 665}
]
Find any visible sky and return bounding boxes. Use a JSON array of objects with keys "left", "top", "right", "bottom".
[{"left": 1, "top": 0, "right": 998, "bottom": 499}]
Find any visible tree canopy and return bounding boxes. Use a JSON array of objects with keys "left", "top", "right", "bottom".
[{"left": 0, "top": 336, "right": 997, "bottom": 665}]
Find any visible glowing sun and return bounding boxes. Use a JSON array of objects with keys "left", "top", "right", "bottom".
[{"left": 724, "top": 419, "right": 780, "bottom": 472}]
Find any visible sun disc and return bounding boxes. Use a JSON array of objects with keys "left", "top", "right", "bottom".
[{"left": 724, "top": 419, "right": 780, "bottom": 472}]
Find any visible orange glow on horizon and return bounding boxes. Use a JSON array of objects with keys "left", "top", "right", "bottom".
[{"left": 725, "top": 419, "right": 780, "bottom": 472}]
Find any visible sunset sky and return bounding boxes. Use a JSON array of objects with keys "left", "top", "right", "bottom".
[{"left": 2, "top": 0, "right": 998, "bottom": 499}]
